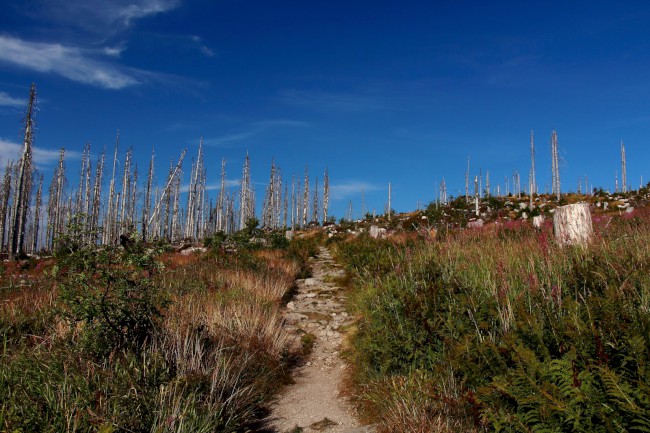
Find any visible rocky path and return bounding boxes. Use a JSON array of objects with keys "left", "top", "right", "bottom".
[{"left": 267, "top": 247, "right": 374, "bottom": 433}]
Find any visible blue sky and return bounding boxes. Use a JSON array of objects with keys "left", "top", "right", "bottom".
[{"left": 0, "top": 1, "right": 649, "bottom": 218}]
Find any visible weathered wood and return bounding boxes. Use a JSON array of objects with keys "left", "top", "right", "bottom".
[
  {"left": 11, "top": 83, "right": 36, "bottom": 259},
  {"left": 553, "top": 202, "right": 592, "bottom": 246},
  {"left": 322, "top": 168, "right": 329, "bottom": 223}
]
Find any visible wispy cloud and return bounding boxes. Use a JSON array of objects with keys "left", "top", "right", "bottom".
[
  {"left": 191, "top": 35, "right": 215, "bottom": 58},
  {"left": 279, "top": 89, "right": 386, "bottom": 111},
  {"left": 204, "top": 119, "right": 310, "bottom": 147},
  {"left": 329, "top": 181, "right": 383, "bottom": 200},
  {"left": 0, "top": 91, "right": 23, "bottom": 108},
  {"left": 0, "top": 35, "right": 141, "bottom": 89},
  {"left": 32, "top": 0, "right": 181, "bottom": 38},
  {"left": 0, "top": 138, "right": 81, "bottom": 168}
]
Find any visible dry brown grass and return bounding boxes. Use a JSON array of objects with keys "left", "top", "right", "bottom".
[
  {"left": 0, "top": 284, "right": 56, "bottom": 323},
  {"left": 362, "top": 372, "right": 478, "bottom": 433}
]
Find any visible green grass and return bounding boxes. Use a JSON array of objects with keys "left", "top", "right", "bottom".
[{"left": 333, "top": 208, "right": 650, "bottom": 432}]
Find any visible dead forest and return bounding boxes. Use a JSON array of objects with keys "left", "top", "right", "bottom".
[{"left": 1, "top": 84, "right": 331, "bottom": 258}]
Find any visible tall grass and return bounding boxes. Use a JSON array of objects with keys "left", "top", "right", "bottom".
[
  {"left": 0, "top": 241, "right": 303, "bottom": 432},
  {"left": 334, "top": 210, "right": 650, "bottom": 432}
]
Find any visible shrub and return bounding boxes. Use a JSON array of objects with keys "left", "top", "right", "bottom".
[{"left": 55, "top": 226, "right": 165, "bottom": 356}]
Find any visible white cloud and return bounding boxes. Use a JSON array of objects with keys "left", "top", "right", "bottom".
[
  {"left": 33, "top": 0, "right": 181, "bottom": 36},
  {"left": 103, "top": 46, "right": 126, "bottom": 57},
  {"left": 0, "top": 138, "right": 80, "bottom": 168},
  {"left": 0, "top": 91, "right": 23, "bottom": 108},
  {"left": 191, "top": 35, "right": 215, "bottom": 58},
  {"left": 329, "top": 181, "right": 383, "bottom": 200},
  {"left": 0, "top": 35, "right": 139, "bottom": 89}
]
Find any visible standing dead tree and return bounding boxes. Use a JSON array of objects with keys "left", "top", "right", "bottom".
[
  {"left": 89, "top": 151, "right": 105, "bottom": 244},
  {"left": 312, "top": 176, "right": 319, "bottom": 225},
  {"left": 184, "top": 140, "right": 206, "bottom": 240},
  {"left": 474, "top": 175, "right": 479, "bottom": 216},
  {"left": 103, "top": 132, "right": 119, "bottom": 245},
  {"left": 440, "top": 178, "right": 447, "bottom": 205},
  {"left": 129, "top": 165, "right": 138, "bottom": 231},
  {"left": 551, "top": 129, "right": 560, "bottom": 201},
  {"left": 31, "top": 174, "right": 43, "bottom": 253},
  {"left": 386, "top": 182, "right": 392, "bottom": 220},
  {"left": 142, "top": 149, "right": 155, "bottom": 241},
  {"left": 118, "top": 147, "right": 133, "bottom": 232},
  {"left": 262, "top": 159, "right": 278, "bottom": 228},
  {"left": 216, "top": 159, "right": 226, "bottom": 232},
  {"left": 465, "top": 156, "right": 470, "bottom": 203},
  {"left": 283, "top": 183, "right": 288, "bottom": 228},
  {"left": 47, "top": 149, "right": 66, "bottom": 250},
  {"left": 301, "top": 166, "right": 309, "bottom": 228},
  {"left": 10, "top": 83, "right": 37, "bottom": 259},
  {"left": 0, "top": 162, "right": 13, "bottom": 251},
  {"left": 239, "top": 152, "right": 254, "bottom": 230},
  {"left": 171, "top": 162, "right": 182, "bottom": 241},
  {"left": 323, "top": 168, "right": 329, "bottom": 224},
  {"left": 530, "top": 129, "right": 536, "bottom": 196},
  {"left": 148, "top": 149, "right": 186, "bottom": 242},
  {"left": 290, "top": 175, "right": 296, "bottom": 230},
  {"left": 621, "top": 140, "right": 627, "bottom": 194}
]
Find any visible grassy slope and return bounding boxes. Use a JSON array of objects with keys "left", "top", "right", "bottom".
[
  {"left": 333, "top": 207, "right": 650, "bottom": 432},
  {"left": 0, "top": 237, "right": 318, "bottom": 432}
]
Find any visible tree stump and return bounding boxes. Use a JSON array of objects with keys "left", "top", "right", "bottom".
[{"left": 553, "top": 203, "right": 593, "bottom": 246}]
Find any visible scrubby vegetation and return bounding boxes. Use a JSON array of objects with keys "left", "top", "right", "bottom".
[
  {"left": 333, "top": 207, "right": 650, "bottom": 432},
  {"left": 0, "top": 222, "right": 311, "bottom": 432}
]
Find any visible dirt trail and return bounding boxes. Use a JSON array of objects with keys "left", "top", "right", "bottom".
[{"left": 267, "top": 247, "right": 375, "bottom": 433}]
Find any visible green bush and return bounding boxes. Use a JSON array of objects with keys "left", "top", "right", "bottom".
[{"left": 55, "top": 222, "right": 166, "bottom": 356}]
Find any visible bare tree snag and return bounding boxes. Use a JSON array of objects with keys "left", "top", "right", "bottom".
[
  {"left": 31, "top": 173, "right": 43, "bottom": 252},
  {"left": 322, "top": 168, "right": 329, "bottom": 223},
  {"left": 11, "top": 83, "right": 36, "bottom": 259},
  {"left": 551, "top": 130, "right": 561, "bottom": 201}
]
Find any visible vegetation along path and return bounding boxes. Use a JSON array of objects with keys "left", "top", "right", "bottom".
[{"left": 268, "top": 246, "right": 374, "bottom": 433}]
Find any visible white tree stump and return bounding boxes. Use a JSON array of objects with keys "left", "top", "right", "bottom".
[
  {"left": 532, "top": 215, "right": 545, "bottom": 228},
  {"left": 369, "top": 225, "right": 387, "bottom": 239},
  {"left": 553, "top": 203, "right": 593, "bottom": 246}
]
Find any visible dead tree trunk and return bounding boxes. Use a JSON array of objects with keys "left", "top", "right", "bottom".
[
  {"left": 553, "top": 202, "right": 592, "bottom": 247},
  {"left": 149, "top": 149, "right": 186, "bottom": 236},
  {"left": 104, "top": 132, "right": 119, "bottom": 245},
  {"left": 11, "top": 83, "right": 37, "bottom": 259},
  {"left": 31, "top": 173, "right": 43, "bottom": 253},
  {"left": 551, "top": 130, "right": 561, "bottom": 201},
  {"left": 312, "top": 176, "right": 319, "bottom": 224},
  {"left": 142, "top": 149, "right": 154, "bottom": 242},
  {"left": 323, "top": 168, "right": 329, "bottom": 224},
  {"left": 0, "top": 162, "right": 13, "bottom": 252},
  {"left": 302, "top": 166, "right": 309, "bottom": 228},
  {"left": 90, "top": 151, "right": 105, "bottom": 243}
]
